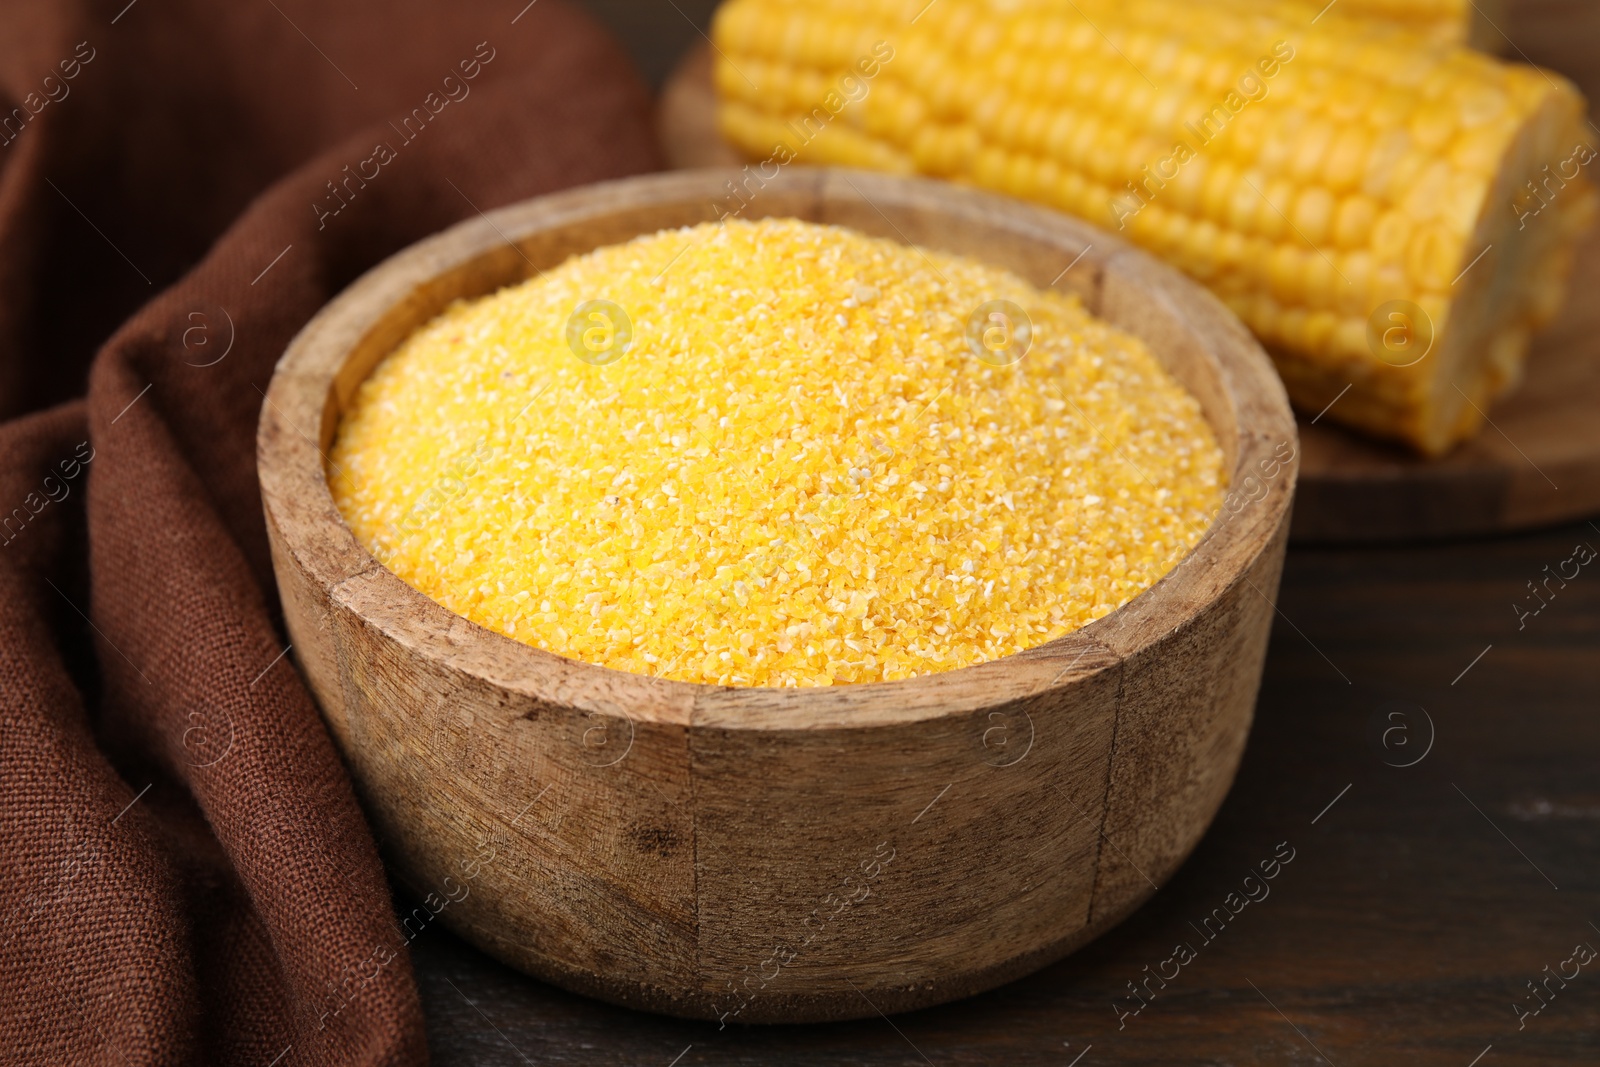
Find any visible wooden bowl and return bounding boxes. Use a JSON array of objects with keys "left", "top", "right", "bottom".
[{"left": 258, "top": 167, "right": 1296, "bottom": 1024}]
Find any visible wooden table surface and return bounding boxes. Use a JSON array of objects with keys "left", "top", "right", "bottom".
[{"left": 414, "top": 3, "right": 1600, "bottom": 1063}]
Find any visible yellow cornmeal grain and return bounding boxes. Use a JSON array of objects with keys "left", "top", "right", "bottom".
[{"left": 329, "top": 218, "right": 1225, "bottom": 687}]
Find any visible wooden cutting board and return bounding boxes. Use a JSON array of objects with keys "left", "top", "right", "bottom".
[{"left": 656, "top": 43, "right": 1600, "bottom": 543}]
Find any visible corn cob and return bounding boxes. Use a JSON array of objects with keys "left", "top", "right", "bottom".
[{"left": 712, "top": 0, "right": 1595, "bottom": 455}]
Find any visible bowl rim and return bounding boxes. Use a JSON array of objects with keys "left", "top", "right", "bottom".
[{"left": 258, "top": 166, "right": 1297, "bottom": 732}]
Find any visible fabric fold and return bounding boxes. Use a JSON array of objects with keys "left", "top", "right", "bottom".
[{"left": 0, "top": 1, "right": 662, "bottom": 1062}]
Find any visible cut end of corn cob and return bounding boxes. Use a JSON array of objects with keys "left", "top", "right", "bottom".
[{"left": 712, "top": 0, "right": 1597, "bottom": 455}]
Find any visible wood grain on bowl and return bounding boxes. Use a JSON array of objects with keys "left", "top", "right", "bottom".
[{"left": 257, "top": 168, "right": 1296, "bottom": 1023}]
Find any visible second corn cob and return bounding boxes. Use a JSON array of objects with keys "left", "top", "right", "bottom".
[
  {"left": 712, "top": 0, "right": 1595, "bottom": 454},
  {"left": 1340, "top": 0, "right": 1503, "bottom": 48}
]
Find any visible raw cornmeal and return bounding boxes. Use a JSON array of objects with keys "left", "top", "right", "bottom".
[{"left": 329, "top": 218, "right": 1225, "bottom": 687}]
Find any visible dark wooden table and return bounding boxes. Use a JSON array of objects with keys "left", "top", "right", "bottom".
[{"left": 415, "top": 4, "right": 1600, "bottom": 1063}]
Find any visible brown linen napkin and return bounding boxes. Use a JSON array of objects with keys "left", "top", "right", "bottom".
[{"left": 0, "top": 1, "right": 662, "bottom": 1062}]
